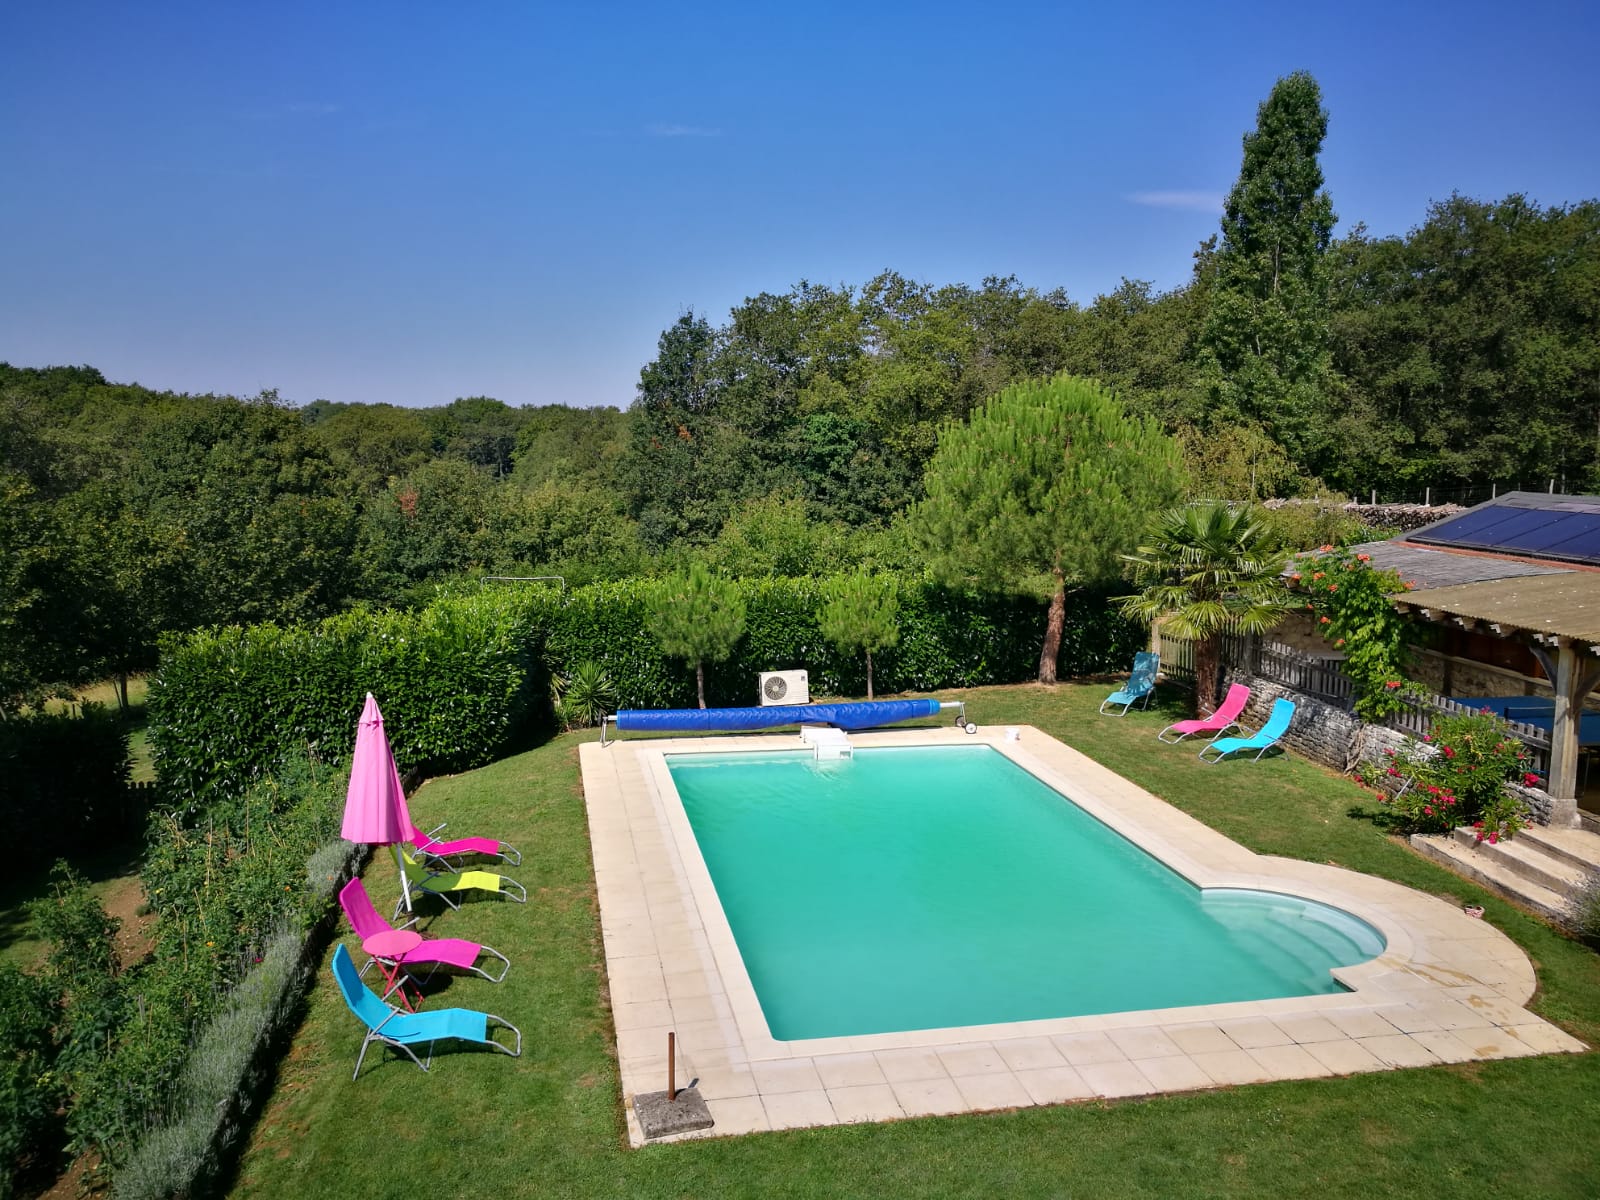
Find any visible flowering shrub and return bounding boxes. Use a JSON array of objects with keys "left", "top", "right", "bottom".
[
  {"left": 1359, "top": 709, "right": 1533, "bottom": 838},
  {"left": 1290, "top": 546, "right": 1417, "bottom": 720}
]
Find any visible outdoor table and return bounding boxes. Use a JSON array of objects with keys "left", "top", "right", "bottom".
[{"left": 362, "top": 928, "right": 424, "bottom": 1011}]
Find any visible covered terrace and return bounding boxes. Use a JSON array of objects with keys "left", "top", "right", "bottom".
[{"left": 1394, "top": 572, "right": 1600, "bottom": 827}]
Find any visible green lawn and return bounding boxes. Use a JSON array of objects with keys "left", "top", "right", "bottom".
[{"left": 229, "top": 683, "right": 1600, "bottom": 1200}]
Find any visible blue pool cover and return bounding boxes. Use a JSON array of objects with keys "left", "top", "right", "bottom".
[{"left": 616, "top": 697, "right": 942, "bottom": 734}]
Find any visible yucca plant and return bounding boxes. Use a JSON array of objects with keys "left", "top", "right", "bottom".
[
  {"left": 1118, "top": 502, "right": 1294, "bottom": 714},
  {"left": 550, "top": 660, "right": 618, "bottom": 730}
]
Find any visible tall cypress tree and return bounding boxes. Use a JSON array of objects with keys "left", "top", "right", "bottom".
[{"left": 1201, "top": 71, "right": 1337, "bottom": 473}]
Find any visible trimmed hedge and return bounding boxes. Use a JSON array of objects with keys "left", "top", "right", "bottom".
[
  {"left": 149, "top": 588, "right": 549, "bottom": 803},
  {"left": 0, "top": 706, "right": 135, "bottom": 855},
  {"left": 547, "top": 574, "right": 1143, "bottom": 709},
  {"left": 151, "top": 575, "right": 1141, "bottom": 799}
]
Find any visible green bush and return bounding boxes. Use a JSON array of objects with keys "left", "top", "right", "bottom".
[
  {"left": 0, "top": 706, "right": 135, "bottom": 855},
  {"left": 0, "top": 962, "right": 64, "bottom": 1200},
  {"left": 1361, "top": 709, "right": 1534, "bottom": 839},
  {"left": 149, "top": 587, "right": 550, "bottom": 803}
]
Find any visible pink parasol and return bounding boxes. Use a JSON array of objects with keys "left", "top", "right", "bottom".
[{"left": 341, "top": 693, "right": 416, "bottom": 912}]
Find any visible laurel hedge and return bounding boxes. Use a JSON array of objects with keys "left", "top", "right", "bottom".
[
  {"left": 150, "top": 575, "right": 1140, "bottom": 798},
  {"left": 148, "top": 587, "right": 551, "bottom": 804}
]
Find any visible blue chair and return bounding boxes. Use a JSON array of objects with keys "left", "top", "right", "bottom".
[
  {"left": 1198, "top": 698, "right": 1296, "bottom": 763},
  {"left": 330, "top": 943, "right": 521, "bottom": 1079},
  {"left": 1099, "top": 651, "right": 1160, "bottom": 715}
]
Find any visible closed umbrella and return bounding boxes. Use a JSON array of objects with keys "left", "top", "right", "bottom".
[{"left": 341, "top": 693, "right": 416, "bottom": 913}]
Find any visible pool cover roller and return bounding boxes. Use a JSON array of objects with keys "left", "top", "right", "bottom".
[{"left": 617, "top": 697, "right": 941, "bottom": 734}]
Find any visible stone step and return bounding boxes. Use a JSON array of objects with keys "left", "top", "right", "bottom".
[
  {"left": 1450, "top": 827, "right": 1594, "bottom": 893},
  {"left": 1410, "top": 832, "right": 1572, "bottom": 923},
  {"left": 1518, "top": 824, "right": 1600, "bottom": 876}
]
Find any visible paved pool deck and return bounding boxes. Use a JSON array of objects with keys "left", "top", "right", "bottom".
[{"left": 578, "top": 725, "right": 1586, "bottom": 1146}]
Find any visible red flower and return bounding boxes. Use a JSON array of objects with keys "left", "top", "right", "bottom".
[
  {"left": 1335, "top": 638, "right": 1346, "bottom": 647},
  {"left": 1319, "top": 544, "right": 1334, "bottom": 552},
  {"left": 1476, "top": 832, "right": 1486, "bottom": 843},
  {"left": 1319, "top": 616, "right": 1331, "bottom": 625},
  {"left": 1403, "top": 581, "right": 1416, "bottom": 590},
  {"left": 1327, "top": 584, "right": 1338, "bottom": 592},
  {"left": 1426, "top": 785, "right": 1440, "bottom": 795},
  {"left": 1523, "top": 772, "right": 1541, "bottom": 787},
  {"left": 1488, "top": 831, "right": 1500, "bottom": 844},
  {"left": 1422, "top": 733, "right": 1432, "bottom": 742},
  {"left": 1290, "top": 573, "right": 1302, "bottom": 583},
  {"left": 1357, "top": 553, "right": 1371, "bottom": 563},
  {"left": 1424, "top": 805, "right": 1434, "bottom": 816},
  {"left": 1386, "top": 766, "right": 1399, "bottom": 777},
  {"left": 1384, "top": 680, "right": 1403, "bottom": 690},
  {"left": 1442, "top": 746, "right": 1455, "bottom": 759},
  {"left": 1472, "top": 820, "right": 1485, "bottom": 829}
]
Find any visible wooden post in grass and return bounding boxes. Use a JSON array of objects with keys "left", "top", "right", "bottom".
[{"left": 668, "top": 1032, "right": 676, "bottom": 1102}]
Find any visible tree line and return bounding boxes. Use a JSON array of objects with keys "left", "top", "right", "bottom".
[{"left": 3, "top": 71, "right": 1597, "bottom": 711}]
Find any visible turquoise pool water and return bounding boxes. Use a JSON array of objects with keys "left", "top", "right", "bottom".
[{"left": 667, "top": 745, "right": 1385, "bottom": 1040}]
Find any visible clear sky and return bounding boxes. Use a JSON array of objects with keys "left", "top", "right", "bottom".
[{"left": 3, "top": 1, "right": 1597, "bottom": 411}]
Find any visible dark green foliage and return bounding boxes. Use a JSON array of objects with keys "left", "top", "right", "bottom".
[
  {"left": 1201, "top": 71, "right": 1337, "bottom": 471},
  {"left": 148, "top": 587, "right": 549, "bottom": 803},
  {"left": 547, "top": 574, "right": 1144, "bottom": 709},
  {"left": 0, "top": 962, "right": 64, "bottom": 1199},
  {"left": 16, "top": 766, "right": 354, "bottom": 1187},
  {"left": 1326, "top": 194, "right": 1600, "bottom": 492},
  {"left": 0, "top": 706, "right": 136, "bottom": 855}
]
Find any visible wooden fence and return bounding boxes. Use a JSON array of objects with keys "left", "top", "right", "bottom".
[{"left": 1158, "top": 632, "right": 1353, "bottom": 707}]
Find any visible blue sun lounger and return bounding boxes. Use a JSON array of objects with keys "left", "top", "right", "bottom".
[
  {"left": 331, "top": 943, "right": 521, "bottom": 1079},
  {"left": 1198, "top": 697, "right": 1296, "bottom": 763},
  {"left": 1099, "top": 651, "right": 1160, "bottom": 715}
]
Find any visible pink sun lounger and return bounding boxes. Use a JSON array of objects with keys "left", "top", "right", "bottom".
[
  {"left": 408, "top": 819, "right": 521, "bottom": 870},
  {"left": 339, "top": 877, "right": 510, "bottom": 996},
  {"left": 1156, "top": 683, "right": 1251, "bottom": 744}
]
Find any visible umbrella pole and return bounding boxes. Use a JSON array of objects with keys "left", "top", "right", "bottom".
[{"left": 395, "top": 843, "right": 413, "bottom": 914}]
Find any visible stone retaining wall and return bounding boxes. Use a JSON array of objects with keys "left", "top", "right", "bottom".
[{"left": 1220, "top": 668, "right": 1555, "bottom": 825}]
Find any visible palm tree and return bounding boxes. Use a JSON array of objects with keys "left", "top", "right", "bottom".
[{"left": 1118, "top": 503, "right": 1295, "bottom": 715}]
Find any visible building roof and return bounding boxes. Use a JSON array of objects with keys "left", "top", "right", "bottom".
[
  {"left": 1394, "top": 572, "right": 1600, "bottom": 645},
  {"left": 1347, "top": 538, "right": 1572, "bottom": 591}
]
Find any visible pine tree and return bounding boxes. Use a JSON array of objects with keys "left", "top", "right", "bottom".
[
  {"left": 646, "top": 562, "right": 746, "bottom": 708},
  {"left": 910, "top": 375, "right": 1184, "bottom": 683},
  {"left": 818, "top": 573, "right": 900, "bottom": 699}
]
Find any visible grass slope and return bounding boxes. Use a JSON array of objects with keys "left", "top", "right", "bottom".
[{"left": 230, "top": 683, "right": 1600, "bottom": 1200}]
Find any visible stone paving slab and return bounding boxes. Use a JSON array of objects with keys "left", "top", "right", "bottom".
[{"left": 581, "top": 727, "right": 1587, "bottom": 1146}]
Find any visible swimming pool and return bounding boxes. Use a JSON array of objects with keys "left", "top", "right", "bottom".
[{"left": 668, "top": 745, "right": 1384, "bottom": 1040}]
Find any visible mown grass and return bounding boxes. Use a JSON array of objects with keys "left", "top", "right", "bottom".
[{"left": 229, "top": 683, "right": 1600, "bottom": 1200}]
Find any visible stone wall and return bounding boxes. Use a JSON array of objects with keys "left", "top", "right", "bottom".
[{"left": 1220, "top": 668, "right": 1554, "bottom": 825}]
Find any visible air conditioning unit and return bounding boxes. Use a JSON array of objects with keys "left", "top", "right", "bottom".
[{"left": 759, "top": 670, "right": 809, "bottom": 706}]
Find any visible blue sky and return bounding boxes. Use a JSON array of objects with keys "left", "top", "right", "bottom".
[{"left": 3, "top": 1, "right": 1597, "bottom": 411}]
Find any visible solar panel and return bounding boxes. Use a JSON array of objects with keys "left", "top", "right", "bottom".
[
  {"left": 1412, "top": 507, "right": 1543, "bottom": 549},
  {"left": 1411, "top": 502, "right": 1600, "bottom": 566},
  {"left": 1411, "top": 507, "right": 1516, "bottom": 545},
  {"left": 1512, "top": 516, "right": 1594, "bottom": 552}
]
